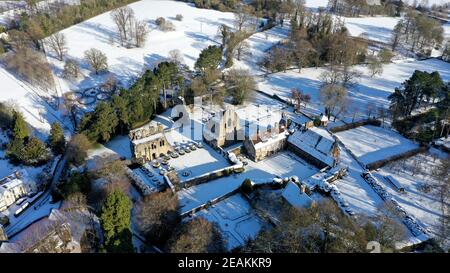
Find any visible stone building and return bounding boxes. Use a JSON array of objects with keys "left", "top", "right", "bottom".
[
  {"left": 243, "top": 121, "right": 288, "bottom": 162},
  {"left": 203, "top": 106, "right": 243, "bottom": 148},
  {"left": 287, "top": 127, "right": 340, "bottom": 169},
  {"left": 129, "top": 121, "right": 172, "bottom": 161},
  {"left": 0, "top": 171, "right": 36, "bottom": 212}
]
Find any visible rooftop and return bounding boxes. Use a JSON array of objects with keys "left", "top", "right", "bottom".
[{"left": 282, "top": 181, "right": 313, "bottom": 209}]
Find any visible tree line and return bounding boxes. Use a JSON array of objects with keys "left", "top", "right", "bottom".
[{"left": 391, "top": 9, "right": 444, "bottom": 56}]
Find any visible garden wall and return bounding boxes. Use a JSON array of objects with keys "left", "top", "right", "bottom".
[{"left": 365, "top": 145, "right": 429, "bottom": 170}]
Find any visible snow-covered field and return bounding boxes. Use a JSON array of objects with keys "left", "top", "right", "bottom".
[
  {"left": 257, "top": 58, "right": 450, "bottom": 117},
  {"left": 191, "top": 194, "right": 265, "bottom": 250},
  {"left": 335, "top": 125, "right": 419, "bottom": 165},
  {"left": 343, "top": 16, "right": 399, "bottom": 44},
  {"left": 46, "top": 0, "right": 236, "bottom": 93},
  {"left": 373, "top": 149, "right": 448, "bottom": 242}
]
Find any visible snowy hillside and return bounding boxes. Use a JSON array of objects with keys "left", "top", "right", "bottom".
[{"left": 46, "top": 0, "right": 237, "bottom": 93}]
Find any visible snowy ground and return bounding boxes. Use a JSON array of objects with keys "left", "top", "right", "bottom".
[
  {"left": 335, "top": 125, "right": 419, "bottom": 165},
  {"left": 189, "top": 194, "right": 266, "bottom": 250},
  {"left": 46, "top": 0, "right": 237, "bottom": 93},
  {"left": 178, "top": 151, "right": 318, "bottom": 214},
  {"left": 343, "top": 16, "right": 399, "bottom": 44},
  {"left": 0, "top": 66, "right": 72, "bottom": 139},
  {"left": 373, "top": 148, "right": 449, "bottom": 246},
  {"left": 334, "top": 142, "right": 385, "bottom": 217},
  {"left": 230, "top": 24, "right": 290, "bottom": 74},
  {"left": 169, "top": 145, "right": 230, "bottom": 182},
  {"left": 257, "top": 58, "right": 450, "bottom": 118}
]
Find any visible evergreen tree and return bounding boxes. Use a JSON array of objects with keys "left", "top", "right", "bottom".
[
  {"left": 21, "top": 136, "right": 49, "bottom": 165},
  {"left": 49, "top": 122, "right": 66, "bottom": 154},
  {"left": 12, "top": 111, "right": 29, "bottom": 140},
  {"left": 80, "top": 102, "right": 118, "bottom": 142},
  {"left": 100, "top": 190, "right": 134, "bottom": 253},
  {"left": 389, "top": 70, "right": 444, "bottom": 118},
  {"left": 194, "top": 45, "right": 222, "bottom": 73},
  {"left": 6, "top": 138, "right": 25, "bottom": 164},
  {"left": 111, "top": 95, "right": 130, "bottom": 135}
]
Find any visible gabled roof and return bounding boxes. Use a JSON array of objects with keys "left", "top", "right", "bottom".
[
  {"left": 287, "top": 127, "right": 337, "bottom": 167},
  {"left": 282, "top": 182, "right": 313, "bottom": 209}
]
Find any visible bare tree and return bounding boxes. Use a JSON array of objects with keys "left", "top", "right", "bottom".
[
  {"left": 234, "top": 5, "right": 253, "bottom": 32},
  {"left": 4, "top": 47, "right": 56, "bottom": 93},
  {"left": 84, "top": 48, "right": 108, "bottom": 75},
  {"left": 168, "top": 218, "right": 225, "bottom": 253},
  {"left": 367, "top": 55, "right": 383, "bottom": 77},
  {"left": 319, "top": 84, "right": 348, "bottom": 120},
  {"left": 339, "top": 65, "right": 362, "bottom": 87},
  {"left": 46, "top": 33, "right": 67, "bottom": 61},
  {"left": 63, "top": 59, "right": 81, "bottom": 80},
  {"left": 366, "top": 103, "right": 375, "bottom": 118},
  {"left": 377, "top": 106, "right": 387, "bottom": 126},
  {"left": 135, "top": 190, "right": 180, "bottom": 246},
  {"left": 233, "top": 32, "right": 250, "bottom": 61},
  {"left": 319, "top": 66, "right": 342, "bottom": 86},
  {"left": 168, "top": 49, "right": 184, "bottom": 65},
  {"left": 111, "top": 6, "right": 135, "bottom": 47},
  {"left": 133, "top": 19, "right": 149, "bottom": 48},
  {"left": 8, "top": 30, "right": 33, "bottom": 51},
  {"left": 225, "top": 68, "right": 256, "bottom": 105}
]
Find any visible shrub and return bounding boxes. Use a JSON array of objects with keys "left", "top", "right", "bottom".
[
  {"left": 175, "top": 14, "right": 183, "bottom": 21},
  {"left": 155, "top": 17, "right": 166, "bottom": 26},
  {"left": 378, "top": 49, "right": 394, "bottom": 63},
  {"left": 155, "top": 17, "right": 175, "bottom": 32},
  {"left": 63, "top": 59, "right": 81, "bottom": 80},
  {"left": 60, "top": 172, "right": 91, "bottom": 198}
]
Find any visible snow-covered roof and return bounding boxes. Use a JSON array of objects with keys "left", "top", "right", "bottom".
[
  {"left": 1, "top": 179, "right": 23, "bottom": 190},
  {"left": 252, "top": 130, "right": 287, "bottom": 150},
  {"left": 288, "top": 127, "right": 336, "bottom": 167},
  {"left": 282, "top": 181, "right": 313, "bottom": 209},
  {"left": 0, "top": 170, "right": 31, "bottom": 190}
]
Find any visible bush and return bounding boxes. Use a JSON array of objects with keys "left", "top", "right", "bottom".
[
  {"left": 378, "top": 49, "right": 394, "bottom": 63},
  {"left": 155, "top": 17, "right": 175, "bottom": 32},
  {"left": 155, "top": 17, "right": 166, "bottom": 26},
  {"left": 67, "top": 134, "right": 91, "bottom": 166},
  {"left": 60, "top": 172, "right": 91, "bottom": 198},
  {"left": 63, "top": 59, "right": 81, "bottom": 80},
  {"left": 175, "top": 14, "right": 183, "bottom": 21}
]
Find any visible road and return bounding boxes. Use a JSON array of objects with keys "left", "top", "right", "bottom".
[{"left": 5, "top": 155, "right": 67, "bottom": 238}]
